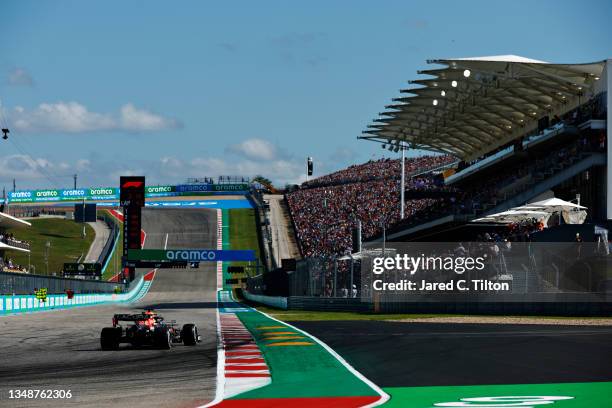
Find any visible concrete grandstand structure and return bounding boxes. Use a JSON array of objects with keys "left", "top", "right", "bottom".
[
  {"left": 358, "top": 55, "right": 611, "bottom": 241},
  {"left": 0, "top": 211, "right": 31, "bottom": 273},
  {"left": 266, "top": 56, "right": 612, "bottom": 316}
]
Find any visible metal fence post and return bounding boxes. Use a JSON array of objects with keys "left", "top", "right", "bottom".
[
  {"left": 308, "top": 259, "right": 312, "bottom": 296},
  {"left": 333, "top": 258, "right": 337, "bottom": 298},
  {"left": 350, "top": 255, "right": 354, "bottom": 298},
  {"left": 321, "top": 257, "right": 326, "bottom": 297}
]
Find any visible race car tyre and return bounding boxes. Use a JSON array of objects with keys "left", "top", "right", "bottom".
[
  {"left": 155, "top": 327, "right": 172, "bottom": 350},
  {"left": 182, "top": 324, "right": 198, "bottom": 346},
  {"left": 100, "top": 327, "right": 121, "bottom": 350}
]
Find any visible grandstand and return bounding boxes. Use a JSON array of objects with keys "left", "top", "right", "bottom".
[
  {"left": 357, "top": 55, "right": 610, "bottom": 242},
  {"left": 266, "top": 56, "right": 612, "bottom": 311},
  {"left": 284, "top": 55, "right": 611, "bottom": 255},
  {"left": 0, "top": 211, "right": 31, "bottom": 273},
  {"left": 287, "top": 155, "right": 453, "bottom": 256}
]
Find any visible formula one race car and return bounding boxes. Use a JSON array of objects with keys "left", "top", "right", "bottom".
[{"left": 100, "top": 310, "right": 201, "bottom": 350}]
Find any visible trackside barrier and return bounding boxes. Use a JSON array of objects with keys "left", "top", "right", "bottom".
[
  {"left": 242, "top": 290, "right": 370, "bottom": 312},
  {"left": 0, "top": 272, "right": 154, "bottom": 316},
  {"left": 97, "top": 212, "right": 121, "bottom": 266},
  {"left": 287, "top": 296, "right": 372, "bottom": 312},
  {"left": 0, "top": 270, "right": 125, "bottom": 295},
  {"left": 242, "top": 291, "right": 288, "bottom": 309},
  {"left": 243, "top": 293, "right": 612, "bottom": 315}
]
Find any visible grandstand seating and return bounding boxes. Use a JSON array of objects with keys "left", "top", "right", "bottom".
[
  {"left": 0, "top": 212, "right": 32, "bottom": 273},
  {"left": 383, "top": 135, "right": 605, "bottom": 239},
  {"left": 286, "top": 96, "right": 607, "bottom": 256},
  {"left": 287, "top": 155, "right": 451, "bottom": 256},
  {"left": 1, "top": 235, "right": 30, "bottom": 251},
  {"left": 302, "top": 155, "right": 455, "bottom": 189}
]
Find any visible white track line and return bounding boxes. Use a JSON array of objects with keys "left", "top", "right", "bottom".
[{"left": 247, "top": 306, "right": 391, "bottom": 407}]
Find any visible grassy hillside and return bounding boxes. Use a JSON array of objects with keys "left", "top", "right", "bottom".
[
  {"left": 101, "top": 211, "right": 123, "bottom": 280},
  {"left": 5, "top": 218, "right": 94, "bottom": 275},
  {"left": 228, "top": 208, "right": 263, "bottom": 275}
]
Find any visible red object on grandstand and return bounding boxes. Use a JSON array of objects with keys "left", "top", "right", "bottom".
[{"left": 66, "top": 289, "right": 74, "bottom": 299}]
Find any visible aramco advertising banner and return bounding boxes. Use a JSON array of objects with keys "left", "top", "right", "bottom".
[
  {"left": 175, "top": 183, "right": 250, "bottom": 193},
  {"left": 127, "top": 249, "right": 256, "bottom": 262},
  {"left": 7, "top": 184, "right": 250, "bottom": 203},
  {"left": 8, "top": 187, "right": 120, "bottom": 203}
]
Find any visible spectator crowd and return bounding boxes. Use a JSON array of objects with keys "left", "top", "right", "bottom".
[
  {"left": 0, "top": 233, "right": 31, "bottom": 250},
  {"left": 287, "top": 155, "right": 452, "bottom": 257},
  {"left": 0, "top": 256, "right": 28, "bottom": 273},
  {"left": 302, "top": 155, "right": 455, "bottom": 189},
  {"left": 287, "top": 127, "right": 604, "bottom": 258}
]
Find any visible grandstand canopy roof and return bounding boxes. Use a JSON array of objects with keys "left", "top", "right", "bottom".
[
  {"left": 521, "top": 197, "right": 587, "bottom": 211},
  {"left": 472, "top": 197, "right": 587, "bottom": 223},
  {"left": 0, "top": 241, "right": 30, "bottom": 253},
  {"left": 0, "top": 212, "right": 31, "bottom": 229},
  {"left": 361, "top": 55, "right": 606, "bottom": 161}
]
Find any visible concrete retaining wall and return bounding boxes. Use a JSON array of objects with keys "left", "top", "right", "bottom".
[
  {"left": 243, "top": 291, "right": 288, "bottom": 309},
  {"left": 0, "top": 273, "right": 152, "bottom": 315}
]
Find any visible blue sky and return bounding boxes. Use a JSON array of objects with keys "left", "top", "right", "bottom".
[{"left": 1, "top": 0, "right": 611, "bottom": 190}]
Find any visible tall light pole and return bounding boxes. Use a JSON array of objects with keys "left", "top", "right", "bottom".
[
  {"left": 400, "top": 143, "right": 405, "bottom": 219},
  {"left": 307, "top": 157, "right": 313, "bottom": 182},
  {"left": 382, "top": 141, "right": 407, "bottom": 220},
  {"left": 44, "top": 241, "right": 51, "bottom": 275}
]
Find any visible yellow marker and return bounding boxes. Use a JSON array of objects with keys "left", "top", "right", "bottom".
[
  {"left": 265, "top": 336, "right": 305, "bottom": 340},
  {"left": 267, "top": 342, "right": 314, "bottom": 347},
  {"left": 261, "top": 332, "right": 296, "bottom": 336},
  {"left": 257, "top": 326, "right": 286, "bottom": 330}
]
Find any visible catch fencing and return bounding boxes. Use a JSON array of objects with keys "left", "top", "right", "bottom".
[
  {"left": 0, "top": 270, "right": 125, "bottom": 295},
  {"left": 289, "top": 256, "right": 362, "bottom": 298},
  {"left": 253, "top": 242, "right": 612, "bottom": 315},
  {"left": 97, "top": 211, "right": 120, "bottom": 265}
]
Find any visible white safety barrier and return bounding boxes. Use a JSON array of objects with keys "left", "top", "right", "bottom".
[{"left": 0, "top": 273, "right": 153, "bottom": 316}]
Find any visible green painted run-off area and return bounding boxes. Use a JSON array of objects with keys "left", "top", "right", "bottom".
[
  {"left": 232, "top": 310, "right": 379, "bottom": 400},
  {"left": 383, "top": 381, "right": 612, "bottom": 407}
]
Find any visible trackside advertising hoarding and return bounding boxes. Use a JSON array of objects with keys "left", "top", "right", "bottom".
[
  {"left": 128, "top": 249, "right": 256, "bottom": 262},
  {"left": 175, "top": 183, "right": 249, "bottom": 193},
  {"left": 8, "top": 187, "right": 120, "bottom": 203},
  {"left": 7, "top": 184, "right": 249, "bottom": 203}
]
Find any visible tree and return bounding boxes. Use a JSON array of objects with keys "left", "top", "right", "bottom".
[{"left": 252, "top": 175, "right": 276, "bottom": 192}]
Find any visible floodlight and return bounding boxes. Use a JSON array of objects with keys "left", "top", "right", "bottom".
[
  {"left": 451, "top": 80, "right": 458, "bottom": 87},
  {"left": 463, "top": 69, "right": 471, "bottom": 78},
  {"left": 432, "top": 99, "right": 438, "bottom": 106}
]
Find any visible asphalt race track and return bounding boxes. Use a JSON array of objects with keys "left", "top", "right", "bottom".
[
  {"left": 289, "top": 320, "right": 612, "bottom": 388},
  {"left": 0, "top": 208, "right": 218, "bottom": 408}
]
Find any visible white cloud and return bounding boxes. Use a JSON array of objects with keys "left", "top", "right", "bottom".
[
  {"left": 0, "top": 139, "right": 303, "bottom": 189},
  {"left": 160, "top": 156, "right": 182, "bottom": 168},
  {"left": 157, "top": 154, "right": 303, "bottom": 186},
  {"left": 120, "top": 103, "right": 180, "bottom": 131},
  {"left": 76, "top": 159, "right": 91, "bottom": 171},
  {"left": 7, "top": 101, "right": 181, "bottom": 134},
  {"left": 109, "top": 168, "right": 145, "bottom": 180},
  {"left": 0, "top": 154, "right": 62, "bottom": 184},
  {"left": 329, "top": 146, "right": 358, "bottom": 163},
  {"left": 227, "top": 138, "right": 278, "bottom": 161},
  {"left": 7, "top": 68, "right": 34, "bottom": 86}
]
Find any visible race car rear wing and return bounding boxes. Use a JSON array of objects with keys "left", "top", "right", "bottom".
[{"left": 113, "top": 313, "right": 162, "bottom": 322}]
